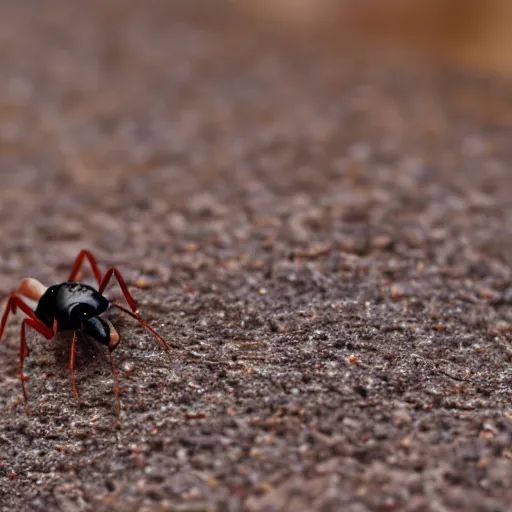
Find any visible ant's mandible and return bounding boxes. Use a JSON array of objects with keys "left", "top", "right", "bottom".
[{"left": 0, "top": 249, "right": 170, "bottom": 417}]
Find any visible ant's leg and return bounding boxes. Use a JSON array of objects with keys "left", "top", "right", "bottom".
[
  {"left": 1, "top": 294, "right": 54, "bottom": 343},
  {"left": 68, "top": 250, "right": 103, "bottom": 287},
  {"left": 19, "top": 320, "right": 31, "bottom": 413},
  {"left": 0, "top": 297, "right": 14, "bottom": 343},
  {"left": 112, "top": 302, "right": 170, "bottom": 352},
  {"left": 99, "top": 268, "right": 170, "bottom": 351},
  {"left": 19, "top": 317, "right": 57, "bottom": 415},
  {"left": 69, "top": 331, "right": 80, "bottom": 400},
  {"left": 107, "top": 350, "right": 121, "bottom": 418},
  {"left": 0, "top": 295, "right": 21, "bottom": 342},
  {"left": 99, "top": 268, "right": 137, "bottom": 309}
]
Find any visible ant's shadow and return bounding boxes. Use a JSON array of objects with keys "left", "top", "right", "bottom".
[
  {"left": 19, "top": 330, "right": 120, "bottom": 421},
  {"left": 34, "top": 330, "right": 114, "bottom": 400},
  {"left": 50, "top": 331, "right": 106, "bottom": 367}
]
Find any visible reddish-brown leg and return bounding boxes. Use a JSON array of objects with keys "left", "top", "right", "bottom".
[
  {"left": 68, "top": 249, "right": 103, "bottom": 287},
  {"left": 69, "top": 331, "right": 80, "bottom": 400},
  {"left": 0, "top": 296, "right": 17, "bottom": 342},
  {"left": 99, "top": 267, "right": 170, "bottom": 351},
  {"left": 19, "top": 319, "right": 31, "bottom": 412},
  {"left": 1, "top": 294, "right": 54, "bottom": 343},
  {"left": 0, "top": 292, "right": 58, "bottom": 414},
  {"left": 19, "top": 317, "right": 58, "bottom": 415}
]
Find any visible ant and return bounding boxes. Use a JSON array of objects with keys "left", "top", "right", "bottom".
[{"left": 0, "top": 249, "right": 170, "bottom": 417}]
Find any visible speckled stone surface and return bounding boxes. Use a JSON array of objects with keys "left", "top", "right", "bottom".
[{"left": 1, "top": 1, "right": 512, "bottom": 511}]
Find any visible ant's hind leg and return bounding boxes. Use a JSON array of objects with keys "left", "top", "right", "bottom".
[{"left": 1, "top": 295, "right": 55, "bottom": 344}]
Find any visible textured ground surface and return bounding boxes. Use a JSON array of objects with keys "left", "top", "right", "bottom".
[{"left": 1, "top": 1, "right": 512, "bottom": 511}]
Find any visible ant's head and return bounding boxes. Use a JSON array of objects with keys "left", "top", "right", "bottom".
[{"left": 83, "top": 316, "right": 120, "bottom": 351}]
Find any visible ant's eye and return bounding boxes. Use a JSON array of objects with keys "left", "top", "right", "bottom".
[{"left": 69, "top": 303, "right": 95, "bottom": 324}]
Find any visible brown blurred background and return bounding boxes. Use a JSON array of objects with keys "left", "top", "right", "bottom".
[{"left": 241, "top": 0, "right": 512, "bottom": 75}]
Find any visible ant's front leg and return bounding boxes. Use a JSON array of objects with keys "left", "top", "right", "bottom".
[
  {"left": 68, "top": 249, "right": 103, "bottom": 287},
  {"left": 99, "top": 267, "right": 170, "bottom": 351}
]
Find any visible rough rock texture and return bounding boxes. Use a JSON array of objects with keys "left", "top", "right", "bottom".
[{"left": 1, "top": 1, "right": 512, "bottom": 511}]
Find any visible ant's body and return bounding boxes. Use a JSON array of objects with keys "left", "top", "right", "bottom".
[{"left": 0, "top": 250, "right": 169, "bottom": 416}]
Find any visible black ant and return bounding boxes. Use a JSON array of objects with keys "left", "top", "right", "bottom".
[{"left": 0, "top": 250, "right": 170, "bottom": 417}]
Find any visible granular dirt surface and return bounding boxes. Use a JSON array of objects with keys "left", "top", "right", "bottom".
[{"left": 1, "top": 2, "right": 512, "bottom": 511}]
